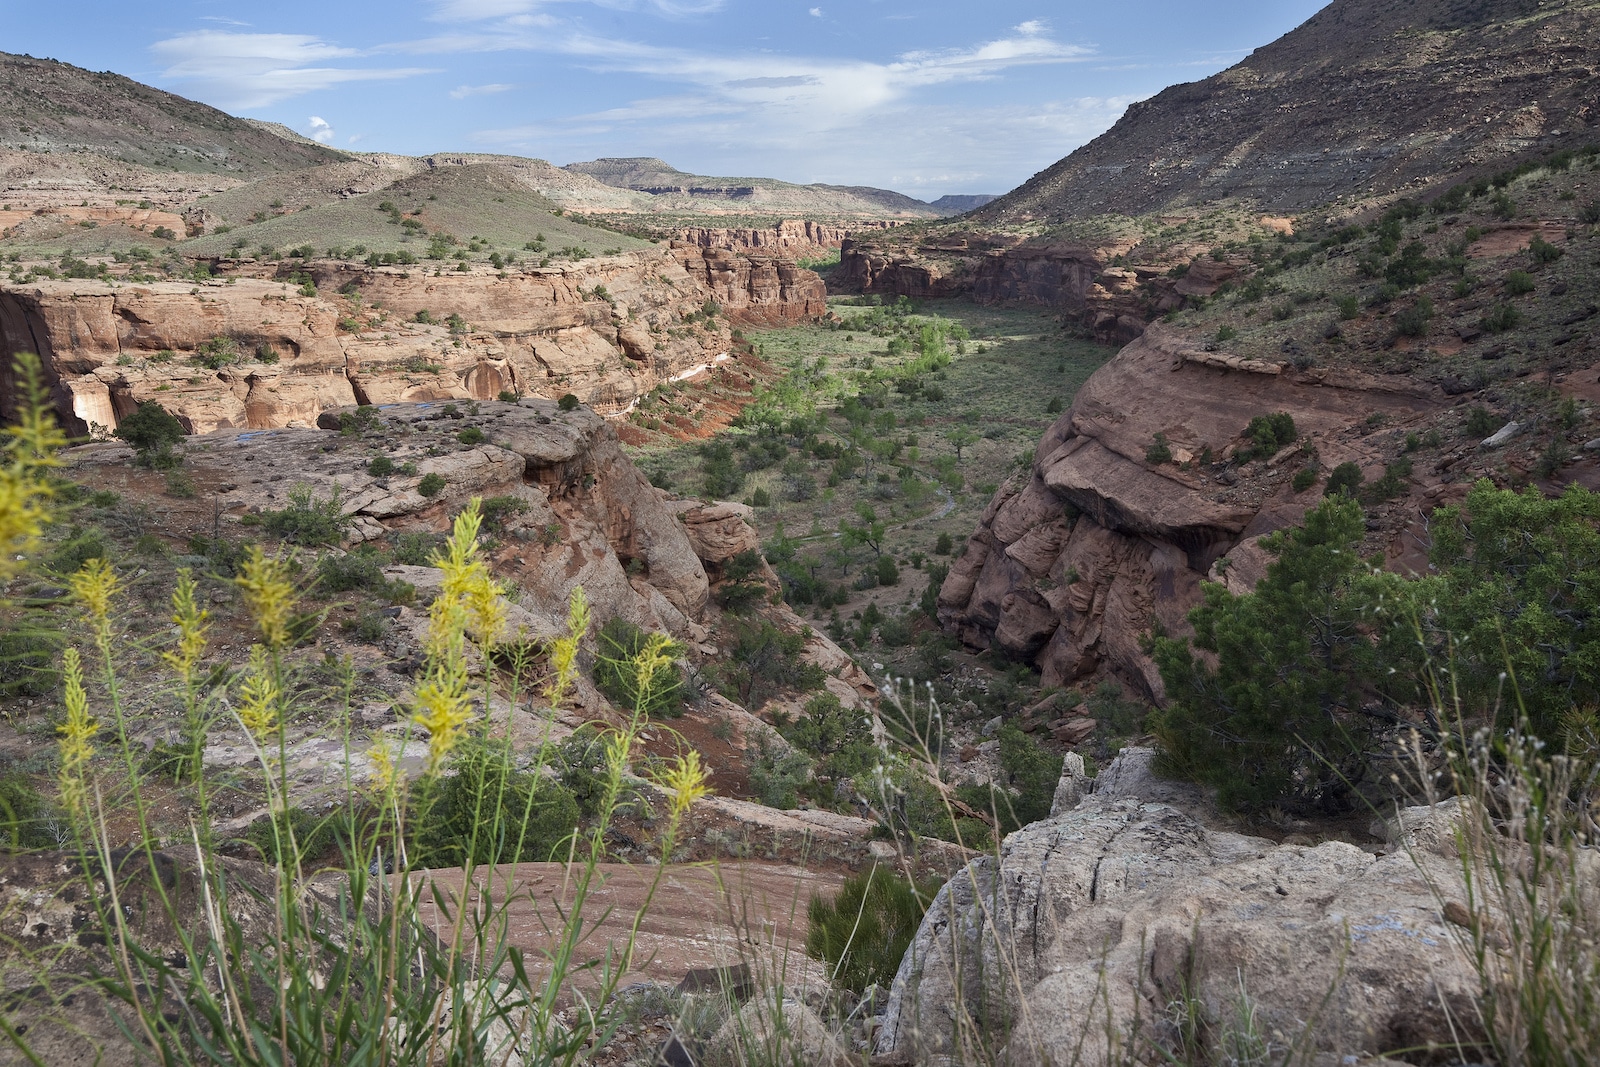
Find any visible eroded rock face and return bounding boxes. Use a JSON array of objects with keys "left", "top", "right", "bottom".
[
  {"left": 664, "top": 218, "right": 901, "bottom": 261},
  {"left": 0, "top": 246, "right": 822, "bottom": 434},
  {"left": 876, "top": 750, "right": 1480, "bottom": 1067},
  {"left": 938, "top": 324, "right": 1443, "bottom": 699}
]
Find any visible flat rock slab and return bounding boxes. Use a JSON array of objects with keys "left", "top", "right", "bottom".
[{"left": 412, "top": 861, "right": 845, "bottom": 997}]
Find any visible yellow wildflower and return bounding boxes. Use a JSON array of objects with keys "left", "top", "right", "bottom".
[
  {"left": 543, "top": 587, "right": 590, "bottom": 707},
  {"left": 69, "top": 558, "right": 120, "bottom": 642},
  {"left": 162, "top": 568, "right": 210, "bottom": 686},
  {"left": 413, "top": 673, "right": 472, "bottom": 776},
  {"left": 235, "top": 547, "right": 296, "bottom": 651},
  {"left": 56, "top": 648, "right": 95, "bottom": 821},
  {"left": 631, "top": 632, "right": 679, "bottom": 712},
  {"left": 653, "top": 749, "right": 711, "bottom": 822},
  {"left": 0, "top": 355, "right": 64, "bottom": 582},
  {"left": 437, "top": 499, "right": 505, "bottom": 646},
  {"left": 367, "top": 739, "right": 399, "bottom": 799},
  {"left": 237, "top": 645, "right": 281, "bottom": 743}
]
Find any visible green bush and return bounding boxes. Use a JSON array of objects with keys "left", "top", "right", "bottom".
[
  {"left": 1482, "top": 304, "right": 1522, "bottom": 333},
  {"left": 1244, "top": 412, "right": 1296, "bottom": 459},
  {"left": 806, "top": 867, "right": 937, "bottom": 994},
  {"left": 411, "top": 739, "right": 580, "bottom": 866},
  {"left": 1151, "top": 497, "right": 1390, "bottom": 812},
  {"left": 338, "top": 406, "right": 382, "bottom": 436},
  {"left": 875, "top": 555, "right": 900, "bottom": 587},
  {"left": 258, "top": 485, "right": 349, "bottom": 546},
  {"left": 417, "top": 473, "right": 446, "bottom": 498},
  {"left": 368, "top": 456, "right": 395, "bottom": 477},
  {"left": 114, "top": 401, "right": 186, "bottom": 467},
  {"left": 558, "top": 393, "right": 580, "bottom": 412},
  {"left": 243, "top": 806, "right": 349, "bottom": 866},
  {"left": 714, "top": 619, "right": 825, "bottom": 710},
  {"left": 192, "top": 336, "right": 241, "bottom": 370},
  {"left": 1292, "top": 467, "right": 1318, "bottom": 493},
  {"left": 748, "top": 730, "right": 811, "bottom": 809},
  {"left": 935, "top": 532, "right": 953, "bottom": 555},
  {"left": 1505, "top": 270, "right": 1536, "bottom": 296},
  {"left": 457, "top": 426, "right": 485, "bottom": 445},
  {"left": 1393, "top": 296, "right": 1433, "bottom": 338},
  {"left": 594, "top": 617, "right": 686, "bottom": 718},
  {"left": 1324, "top": 461, "right": 1364, "bottom": 498},
  {"left": 1145, "top": 432, "right": 1173, "bottom": 465},
  {"left": 1528, "top": 235, "right": 1563, "bottom": 265},
  {"left": 778, "top": 692, "right": 877, "bottom": 796}
]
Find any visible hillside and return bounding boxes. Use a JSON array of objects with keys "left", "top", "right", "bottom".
[
  {"left": 565, "top": 157, "right": 944, "bottom": 217},
  {"left": 974, "top": 0, "right": 1600, "bottom": 225},
  {"left": 0, "top": 51, "right": 343, "bottom": 175}
]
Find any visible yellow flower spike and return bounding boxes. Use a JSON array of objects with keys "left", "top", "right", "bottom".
[
  {"left": 654, "top": 750, "right": 711, "bottom": 822},
  {"left": 413, "top": 674, "right": 472, "bottom": 776},
  {"left": 162, "top": 569, "right": 210, "bottom": 686},
  {"left": 631, "top": 632, "right": 678, "bottom": 710},
  {"left": 543, "top": 588, "right": 590, "bottom": 707},
  {"left": 0, "top": 356, "right": 64, "bottom": 583},
  {"left": 237, "top": 645, "right": 282, "bottom": 743},
  {"left": 68, "top": 558, "right": 120, "bottom": 639},
  {"left": 367, "top": 739, "right": 398, "bottom": 799},
  {"left": 57, "top": 648, "right": 95, "bottom": 821},
  {"left": 235, "top": 547, "right": 296, "bottom": 652}
]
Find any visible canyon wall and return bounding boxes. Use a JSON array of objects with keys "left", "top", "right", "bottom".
[
  {"left": 937, "top": 325, "right": 1446, "bottom": 701},
  {"left": 0, "top": 246, "right": 822, "bottom": 435},
  {"left": 665, "top": 219, "right": 901, "bottom": 260},
  {"left": 837, "top": 235, "right": 1236, "bottom": 345}
]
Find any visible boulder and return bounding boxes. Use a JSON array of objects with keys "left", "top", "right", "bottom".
[
  {"left": 875, "top": 751, "right": 1480, "bottom": 1067},
  {"left": 706, "top": 994, "right": 850, "bottom": 1067}
]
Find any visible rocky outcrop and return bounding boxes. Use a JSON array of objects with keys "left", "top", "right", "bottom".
[
  {"left": 0, "top": 247, "right": 822, "bottom": 434},
  {"left": 837, "top": 234, "right": 1234, "bottom": 345},
  {"left": 938, "top": 325, "right": 1443, "bottom": 698},
  {"left": 664, "top": 218, "right": 900, "bottom": 260},
  {"left": 670, "top": 246, "right": 827, "bottom": 327},
  {"left": 876, "top": 749, "right": 1480, "bottom": 1067}
]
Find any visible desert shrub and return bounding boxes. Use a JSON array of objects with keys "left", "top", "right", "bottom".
[
  {"left": 368, "top": 455, "right": 395, "bottom": 477},
  {"left": 1464, "top": 406, "right": 1496, "bottom": 438},
  {"left": 1393, "top": 296, "right": 1434, "bottom": 338},
  {"left": 114, "top": 401, "right": 185, "bottom": 467},
  {"left": 778, "top": 692, "right": 878, "bottom": 792},
  {"left": 1528, "top": 234, "right": 1564, "bottom": 265},
  {"left": 410, "top": 739, "right": 580, "bottom": 866},
  {"left": 477, "top": 495, "right": 529, "bottom": 531},
  {"left": 700, "top": 441, "right": 744, "bottom": 499},
  {"left": 1243, "top": 412, "right": 1296, "bottom": 458},
  {"left": 0, "top": 772, "right": 56, "bottom": 848},
  {"left": 1146, "top": 432, "right": 1173, "bottom": 465},
  {"left": 935, "top": 532, "right": 953, "bottom": 555},
  {"left": 1151, "top": 497, "right": 1395, "bottom": 813},
  {"left": 594, "top": 617, "right": 686, "bottom": 718},
  {"left": 164, "top": 469, "right": 196, "bottom": 498},
  {"left": 338, "top": 406, "right": 382, "bottom": 436},
  {"left": 1292, "top": 467, "right": 1318, "bottom": 493},
  {"left": 417, "top": 473, "right": 446, "bottom": 498},
  {"left": 748, "top": 729, "right": 811, "bottom": 809},
  {"left": 47, "top": 527, "right": 108, "bottom": 575},
  {"left": 981, "top": 722, "right": 1064, "bottom": 831},
  {"left": 806, "top": 867, "right": 936, "bottom": 994},
  {"left": 1324, "top": 461, "right": 1364, "bottom": 498},
  {"left": 715, "top": 619, "right": 825, "bottom": 710},
  {"left": 457, "top": 426, "right": 485, "bottom": 445},
  {"left": 558, "top": 393, "right": 580, "bottom": 411},
  {"left": 1482, "top": 304, "right": 1522, "bottom": 333},
  {"left": 256, "top": 485, "right": 349, "bottom": 546},
  {"left": 243, "top": 806, "right": 350, "bottom": 867},
  {"left": 315, "top": 547, "right": 396, "bottom": 594},
  {"left": 0, "top": 611, "right": 65, "bottom": 698},
  {"left": 1504, "top": 270, "right": 1536, "bottom": 296},
  {"left": 192, "top": 336, "right": 241, "bottom": 370},
  {"left": 875, "top": 555, "right": 900, "bottom": 587}
]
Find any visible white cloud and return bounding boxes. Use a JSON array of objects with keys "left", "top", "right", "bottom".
[
  {"left": 428, "top": 0, "right": 724, "bottom": 20},
  {"left": 307, "top": 115, "right": 335, "bottom": 143},
  {"left": 809, "top": 7, "right": 822, "bottom": 16},
  {"left": 150, "top": 30, "right": 435, "bottom": 109},
  {"left": 450, "top": 82, "right": 515, "bottom": 98},
  {"left": 1016, "top": 19, "right": 1046, "bottom": 35}
]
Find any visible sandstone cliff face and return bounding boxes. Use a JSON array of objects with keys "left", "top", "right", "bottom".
[
  {"left": 938, "top": 325, "right": 1444, "bottom": 698},
  {"left": 0, "top": 247, "right": 821, "bottom": 435},
  {"left": 665, "top": 218, "right": 900, "bottom": 260},
  {"left": 877, "top": 748, "right": 1480, "bottom": 1066},
  {"left": 837, "top": 234, "right": 1234, "bottom": 345}
]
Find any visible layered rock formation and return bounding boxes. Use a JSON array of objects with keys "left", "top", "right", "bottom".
[
  {"left": 0, "top": 246, "right": 822, "bottom": 435},
  {"left": 938, "top": 325, "right": 1444, "bottom": 698},
  {"left": 877, "top": 748, "right": 1481, "bottom": 1067},
  {"left": 838, "top": 233, "right": 1237, "bottom": 345},
  {"left": 665, "top": 218, "right": 900, "bottom": 260}
]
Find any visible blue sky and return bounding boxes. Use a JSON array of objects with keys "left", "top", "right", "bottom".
[{"left": 9, "top": 1, "right": 1328, "bottom": 199}]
